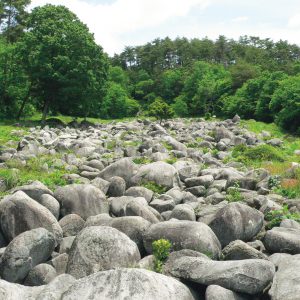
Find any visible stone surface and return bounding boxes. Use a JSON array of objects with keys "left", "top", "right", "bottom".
[
  {"left": 170, "top": 256, "right": 275, "bottom": 295},
  {"left": 0, "top": 228, "right": 55, "bottom": 283},
  {"left": 143, "top": 220, "right": 221, "bottom": 259},
  {"left": 66, "top": 226, "right": 141, "bottom": 278},
  {"left": 54, "top": 184, "right": 108, "bottom": 220}
]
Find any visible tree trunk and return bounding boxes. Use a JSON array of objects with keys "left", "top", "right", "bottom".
[
  {"left": 16, "top": 88, "right": 31, "bottom": 120},
  {"left": 41, "top": 99, "right": 50, "bottom": 126}
]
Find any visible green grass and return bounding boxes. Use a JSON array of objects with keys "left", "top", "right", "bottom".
[
  {"left": 225, "top": 183, "right": 244, "bottom": 202},
  {"left": 133, "top": 157, "right": 152, "bottom": 165},
  {"left": 0, "top": 125, "right": 27, "bottom": 145},
  {"left": 0, "top": 154, "right": 77, "bottom": 191},
  {"left": 141, "top": 181, "right": 167, "bottom": 194}
]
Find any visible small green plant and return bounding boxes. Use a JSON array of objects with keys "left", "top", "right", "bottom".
[
  {"left": 211, "top": 149, "right": 219, "bottom": 157},
  {"left": 152, "top": 239, "right": 172, "bottom": 273},
  {"left": 106, "top": 140, "right": 117, "bottom": 150},
  {"left": 165, "top": 155, "right": 177, "bottom": 165},
  {"left": 265, "top": 205, "right": 300, "bottom": 229},
  {"left": 225, "top": 182, "right": 244, "bottom": 202},
  {"left": 162, "top": 141, "right": 173, "bottom": 151},
  {"left": 141, "top": 181, "right": 167, "bottom": 194},
  {"left": 268, "top": 175, "right": 281, "bottom": 189},
  {"left": 133, "top": 157, "right": 152, "bottom": 165}
]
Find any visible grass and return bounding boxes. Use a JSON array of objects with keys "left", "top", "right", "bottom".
[
  {"left": 225, "top": 183, "right": 244, "bottom": 202},
  {"left": 0, "top": 154, "right": 77, "bottom": 191},
  {"left": 238, "top": 119, "right": 300, "bottom": 199},
  {"left": 133, "top": 157, "right": 152, "bottom": 165},
  {"left": 0, "top": 125, "right": 27, "bottom": 145},
  {"left": 141, "top": 181, "right": 167, "bottom": 194}
]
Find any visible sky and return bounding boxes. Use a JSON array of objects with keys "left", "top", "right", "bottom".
[{"left": 30, "top": 0, "right": 300, "bottom": 56}]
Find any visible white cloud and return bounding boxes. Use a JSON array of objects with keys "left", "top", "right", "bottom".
[
  {"left": 30, "top": 0, "right": 211, "bottom": 55},
  {"left": 231, "top": 16, "right": 249, "bottom": 23},
  {"left": 288, "top": 13, "right": 300, "bottom": 28}
]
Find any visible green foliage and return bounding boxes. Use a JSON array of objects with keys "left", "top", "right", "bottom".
[
  {"left": 148, "top": 97, "right": 174, "bottom": 123},
  {"left": 231, "top": 144, "right": 284, "bottom": 163},
  {"left": 18, "top": 4, "right": 108, "bottom": 121},
  {"left": 171, "top": 96, "right": 188, "bottom": 117},
  {"left": 152, "top": 239, "right": 172, "bottom": 273},
  {"left": 225, "top": 183, "right": 244, "bottom": 202},
  {"left": 270, "top": 75, "right": 300, "bottom": 133},
  {"left": 265, "top": 205, "right": 300, "bottom": 230},
  {"left": 141, "top": 181, "right": 167, "bottom": 194},
  {"left": 132, "top": 157, "right": 152, "bottom": 165},
  {"left": 165, "top": 156, "right": 178, "bottom": 165}
]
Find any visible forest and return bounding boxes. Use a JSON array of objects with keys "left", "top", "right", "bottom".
[{"left": 0, "top": 1, "right": 300, "bottom": 133}]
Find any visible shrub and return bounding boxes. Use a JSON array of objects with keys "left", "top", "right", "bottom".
[
  {"left": 148, "top": 97, "right": 174, "bottom": 124},
  {"left": 225, "top": 183, "right": 244, "bottom": 202},
  {"left": 141, "top": 181, "right": 167, "bottom": 194},
  {"left": 265, "top": 205, "right": 300, "bottom": 229},
  {"left": 152, "top": 239, "right": 172, "bottom": 273}
]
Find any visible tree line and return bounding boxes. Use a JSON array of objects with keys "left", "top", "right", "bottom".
[{"left": 0, "top": 1, "right": 299, "bottom": 132}]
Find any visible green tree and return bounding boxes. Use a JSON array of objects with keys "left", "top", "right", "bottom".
[
  {"left": 270, "top": 75, "right": 300, "bottom": 133},
  {"left": 18, "top": 4, "right": 108, "bottom": 123},
  {"left": 148, "top": 97, "right": 174, "bottom": 123},
  {"left": 171, "top": 96, "right": 188, "bottom": 117},
  {"left": 0, "top": 0, "right": 31, "bottom": 43}
]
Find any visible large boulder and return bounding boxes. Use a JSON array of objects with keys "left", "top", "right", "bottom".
[
  {"left": 98, "top": 158, "right": 138, "bottom": 185},
  {"left": 170, "top": 256, "right": 275, "bottom": 295},
  {"left": 269, "top": 254, "right": 300, "bottom": 300},
  {"left": 106, "top": 216, "right": 151, "bottom": 255},
  {"left": 132, "top": 161, "right": 180, "bottom": 190},
  {"left": 12, "top": 181, "right": 53, "bottom": 202},
  {"left": 66, "top": 226, "right": 141, "bottom": 279},
  {"left": 205, "top": 285, "right": 250, "bottom": 300},
  {"left": 58, "top": 214, "right": 85, "bottom": 237},
  {"left": 208, "top": 203, "right": 264, "bottom": 247},
  {"left": 0, "top": 191, "right": 62, "bottom": 244},
  {"left": 0, "top": 228, "right": 55, "bottom": 283},
  {"left": 109, "top": 196, "right": 148, "bottom": 216},
  {"left": 143, "top": 220, "right": 221, "bottom": 259},
  {"left": 263, "top": 227, "right": 300, "bottom": 254},
  {"left": 54, "top": 184, "right": 108, "bottom": 220},
  {"left": 62, "top": 268, "right": 195, "bottom": 300},
  {"left": 24, "top": 263, "right": 57, "bottom": 286}
]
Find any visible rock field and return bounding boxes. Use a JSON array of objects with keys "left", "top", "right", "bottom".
[{"left": 0, "top": 116, "right": 299, "bottom": 299}]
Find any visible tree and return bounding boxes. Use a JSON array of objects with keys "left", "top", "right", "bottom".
[
  {"left": 0, "top": 0, "right": 31, "bottom": 43},
  {"left": 148, "top": 97, "right": 174, "bottom": 123},
  {"left": 270, "top": 75, "right": 300, "bottom": 133},
  {"left": 18, "top": 4, "right": 108, "bottom": 123},
  {"left": 171, "top": 96, "right": 188, "bottom": 117}
]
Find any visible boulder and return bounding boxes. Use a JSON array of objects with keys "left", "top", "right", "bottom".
[
  {"left": 205, "top": 285, "right": 250, "bottom": 300},
  {"left": 110, "top": 196, "right": 148, "bottom": 216},
  {"left": 107, "top": 176, "right": 126, "bottom": 197},
  {"left": 24, "top": 263, "right": 57, "bottom": 286},
  {"left": 54, "top": 184, "right": 108, "bottom": 220},
  {"left": 0, "top": 228, "right": 55, "bottom": 283},
  {"left": 269, "top": 254, "right": 300, "bottom": 300},
  {"left": 0, "top": 191, "right": 62, "bottom": 244},
  {"left": 66, "top": 226, "right": 141, "bottom": 279},
  {"left": 264, "top": 227, "right": 300, "bottom": 254},
  {"left": 208, "top": 203, "right": 264, "bottom": 247},
  {"left": 39, "top": 194, "right": 60, "bottom": 220},
  {"left": 170, "top": 256, "right": 275, "bottom": 295},
  {"left": 132, "top": 161, "right": 180, "bottom": 190},
  {"left": 62, "top": 268, "right": 195, "bottom": 300},
  {"left": 98, "top": 158, "right": 137, "bottom": 185},
  {"left": 59, "top": 214, "right": 85, "bottom": 237},
  {"left": 143, "top": 221, "right": 221, "bottom": 259},
  {"left": 125, "top": 186, "right": 154, "bottom": 203},
  {"left": 169, "top": 204, "right": 196, "bottom": 221},
  {"left": 222, "top": 240, "right": 268, "bottom": 260}
]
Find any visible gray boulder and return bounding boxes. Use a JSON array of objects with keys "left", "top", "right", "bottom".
[
  {"left": 169, "top": 204, "right": 196, "bottom": 221},
  {"left": 24, "top": 263, "right": 57, "bottom": 286},
  {"left": 269, "top": 254, "right": 300, "bottom": 300},
  {"left": 62, "top": 268, "right": 195, "bottom": 300},
  {"left": 59, "top": 214, "right": 85, "bottom": 237},
  {"left": 143, "top": 221, "right": 221, "bottom": 259},
  {"left": 54, "top": 184, "right": 108, "bottom": 220},
  {"left": 110, "top": 196, "right": 148, "bottom": 216},
  {"left": 170, "top": 256, "right": 275, "bottom": 295},
  {"left": 66, "top": 226, "right": 141, "bottom": 279},
  {"left": 132, "top": 161, "right": 180, "bottom": 190},
  {"left": 264, "top": 227, "right": 300, "bottom": 254},
  {"left": 0, "top": 191, "right": 62, "bottom": 245},
  {"left": 98, "top": 158, "right": 137, "bottom": 185},
  {"left": 222, "top": 240, "right": 269, "bottom": 260},
  {"left": 0, "top": 228, "right": 55, "bottom": 283},
  {"left": 208, "top": 203, "right": 264, "bottom": 247},
  {"left": 125, "top": 186, "right": 154, "bottom": 203},
  {"left": 205, "top": 285, "right": 250, "bottom": 300},
  {"left": 107, "top": 176, "right": 126, "bottom": 197},
  {"left": 39, "top": 194, "right": 60, "bottom": 220}
]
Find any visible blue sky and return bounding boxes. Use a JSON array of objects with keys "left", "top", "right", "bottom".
[{"left": 30, "top": 0, "right": 300, "bottom": 55}]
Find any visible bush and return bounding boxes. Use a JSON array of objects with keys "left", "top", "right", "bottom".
[
  {"left": 265, "top": 205, "right": 300, "bottom": 229},
  {"left": 152, "top": 239, "right": 172, "bottom": 273},
  {"left": 148, "top": 97, "right": 174, "bottom": 123},
  {"left": 225, "top": 183, "right": 244, "bottom": 202},
  {"left": 171, "top": 96, "right": 188, "bottom": 117}
]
